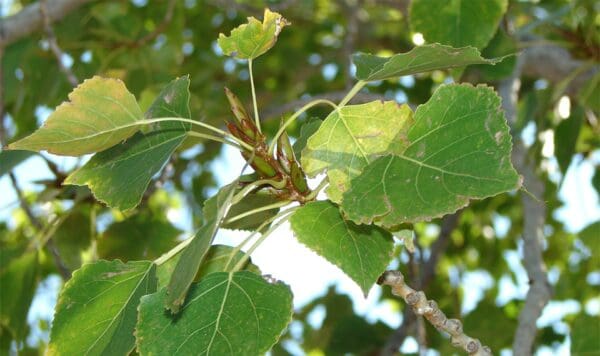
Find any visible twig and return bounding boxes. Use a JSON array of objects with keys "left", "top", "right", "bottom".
[
  {"left": 263, "top": 91, "right": 389, "bottom": 120},
  {"left": 382, "top": 212, "right": 462, "bottom": 355},
  {"left": 39, "top": 0, "right": 79, "bottom": 87},
  {"left": 378, "top": 271, "right": 492, "bottom": 356},
  {"left": 8, "top": 173, "right": 71, "bottom": 279},
  {"left": 0, "top": 0, "right": 94, "bottom": 49},
  {"left": 340, "top": 0, "right": 361, "bottom": 89}
]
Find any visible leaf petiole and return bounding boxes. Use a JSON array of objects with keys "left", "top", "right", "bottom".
[
  {"left": 248, "top": 59, "right": 262, "bottom": 134},
  {"left": 224, "top": 200, "right": 292, "bottom": 225},
  {"left": 231, "top": 207, "right": 298, "bottom": 272},
  {"left": 338, "top": 80, "right": 366, "bottom": 107},
  {"left": 222, "top": 207, "right": 293, "bottom": 271},
  {"left": 231, "top": 177, "right": 288, "bottom": 205},
  {"left": 139, "top": 117, "right": 254, "bottom": 151},
  {"left": 268, "top": 99, "right": 338, "bottom": 155},
  {"left": 187, "top": 131, "right": 246, "bottom": 151}
]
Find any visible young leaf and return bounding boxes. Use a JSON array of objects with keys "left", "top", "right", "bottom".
[
  {"left": 47, "top": 260, "right": 157, "bottom": 356},
  {"left": 410, "top": 0, "right": 508, "bottom": 49},
  {"left": 63, "top": 76, "right": 192, "bottom": 211},
  {"left": 165, "top": 183, "right": 238, "bottom": 313},
  {"left": 0, "top": 251, "right": 38, "bottom": 341},
  {"left": 342, "top": 84, "right": 521, "bottom": 227},
  {"left": 289, "top": 201, "right": 394, "bottom": 295},
  {"left": 218, "top": 8, "right": 289, "bottom": 60},
  {"left": 353, "top": 44, "right": 504, "bottom": 82},
  {"left": 136, "top": 271, "right": 293, "bottom": 355},
  {"left": 302, "top": 101, "right": 413, "bottom": 203},
  {"left": 8, "top": 76, "right": 143, "bottom": 155}
]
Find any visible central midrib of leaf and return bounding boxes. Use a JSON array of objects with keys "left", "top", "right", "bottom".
[
  {"left": 205, "top": 273, "right": 233, "bottom": 355},
  {"left": 337, "top": 110, "right": 370, "bottom": 164},
  {"left": 85, "top": 267, "right": 151, "bottom": 355}
]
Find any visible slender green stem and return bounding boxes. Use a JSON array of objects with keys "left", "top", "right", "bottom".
[
  {"left": 222, "top": 208, "right": 293, "bottom": 271},
  {"left": 187, "top": 131, "right": 248, "bottom": 151},
  {"left": 338, "top": 80, "right": 366, "bottom": 107},
  {"left": 305, "top": 178, "right": 329, "bottom": 200},
  {"left": 154, "top": 236, "right": 193, "bottom": 265},
  {"left": 267, "top": 99, "right": 338, "bottom": 155},
  {"left": 231, "top": 208, "right": 298, "bottom": 272},
  {"left": 139, "top": 117, "right": 253, "bottom": 151},
  {"left": 225, "top": 200, "right": 292, "bottom": 225},
  {"left": 140, "top": 117, "right": 228, "bottom": 136},
  {"left": 232, "top": 177, "right": 288, "bottom": 205},
  {"left": 248, "top": 59, "right": 262, "bottom": 133}
]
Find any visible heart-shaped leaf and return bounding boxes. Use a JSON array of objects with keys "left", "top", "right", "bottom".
[
  {"left": 8, "top": 76, "right": 143, "bottom": 155},
  {"left": 136, "top": 271, "right": 293, "bottom": 355},
  {"left": 302, "top": 101, "right": 413, "bottom": 203},
  {"left": 342, "top": 84, "right": 521, "bottom": 227},
  {"left": 290, "top": 201, "right": 394, "bottom": 295}
]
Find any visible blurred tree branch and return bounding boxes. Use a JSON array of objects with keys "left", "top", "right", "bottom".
[
  {"left": 0, "top": 0, "right": 95, "bottom": 48},
  {"left": 499, "top": 56, "right": 553, "bottom": 355}
]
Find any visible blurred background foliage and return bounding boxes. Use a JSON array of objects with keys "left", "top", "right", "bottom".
[{"left": 0, "top": 0, "right": 598, "bottom": 355}]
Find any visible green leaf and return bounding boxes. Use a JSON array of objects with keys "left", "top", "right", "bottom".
[
  {"left": 342, "top": 84, "right": 521, "bottom": 226},
  {"left": 98, "top": 213, "right": 180, "bottom": 262},
  {"left": 165, "top": 183, "right": 238, "bottom": 313},
  {"left": 8, "top": 76, "right": 143, "bottom": 156},
  {"left": 218, "top": 9, "right": 289, "bottom": 60},
  {"left": 302, "top": 101, "right": 412, "bottom": 203},
  {"left": 0, "top": 251, "right": 38, "bottom": 340},
  {"left": 578, "top": 221, "right": 599, "bottom": 256},
  {"left": 293, "top": 118, "right": 321, "bottom": 160},
  {"left": 410, "top": 0, "right": 508, "bottom": 49},
  {"left": 571, "top": 314, "right": 600, "bottom": 355},
  {"left": 0, "top": 150, "right": 35, "bottom": 177},
  {"left": 156, "top": 244, "right": 260, "bottom": 289},
  {"left": 53, "top": 209, "right": 92, "bottom": 270},
  {"left": 555, "top": 106, "right": 583, "bottom": 176},
  {"left": 222, "top": 191, "right": 280, "bottom": 231},
  {"left": 136, "top": 271, "right": 293, "bottom": 355},
  {"left": 289, "top": 201, "right": 393, "bottom": 295},
  {"left": 47, "top": 260, "right": 157, "bottom": 356},
  {"left": 353, "top": 44, "right": 504, "bottom": 82},
  {"left": 63, "top": 76, "right": 191, "bottom": 210}
]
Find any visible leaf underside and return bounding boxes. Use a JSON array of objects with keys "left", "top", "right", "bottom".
[
  {"left": 165, "top": 183, "right": 238, "bottom": 313},
  {"left": 9, "top": 76, "right": 143, "bottom": 156},
  {"left": 353, "top": 44, "right": 504, "bottom": 82}
]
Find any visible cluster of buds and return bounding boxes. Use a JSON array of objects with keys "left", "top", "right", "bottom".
[{"left": 224, "top": 88, "right": 311, "bottom": 202}]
